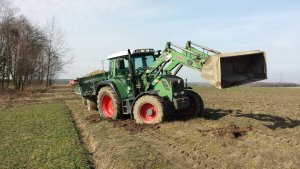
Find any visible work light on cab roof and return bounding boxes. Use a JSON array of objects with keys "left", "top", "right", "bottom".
[{"left": 133, "top": 48, "right": 155, "bottom": 54}]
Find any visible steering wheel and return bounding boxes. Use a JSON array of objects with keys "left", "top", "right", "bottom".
[{"left": 135, "top": 66, "right": 148, "bottom": 76}]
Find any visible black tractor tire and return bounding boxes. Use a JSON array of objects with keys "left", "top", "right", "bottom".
[
  {"left": 97, "top": 86, "right": 121, "bottom": 119},
  {"left": 176, "top": 90, "right": 204, "bottom": 118},
  {"left": 82, "top": 97, "right": 87, "bottom": 105},
  {"left": 87, "top": 99, "right": 97, "bottom": 111},
  {"left": 133, "top": 95, "right": 168, "bottom": 124}
]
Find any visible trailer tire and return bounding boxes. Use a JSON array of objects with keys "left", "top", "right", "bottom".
[
  {"left": 133, "top": 95, "right": 167, "bottom": 124},
  {"left": 176, "top": 90, "right": 203, "bottom": 119},
  {"left": 87, "top": 99, "right": 97, "bottom": 111},
  {"left": 97, "top": 86, "right": 121, "bottom": 119},
  {"left": 82, "top": 97, "right": 87, "bottom": 105}
]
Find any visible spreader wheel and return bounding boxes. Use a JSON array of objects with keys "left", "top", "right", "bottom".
[
  {"left": 177, "top": 90, "right": 203, "bottom": 118},
  {"left": 87, "top": 99, "right": 97, "bottom": 111},
  {"left": 97, "top": 86, "right": 121, "bottom": 119},
  {"left": 133, "top": 95, "right": 167, "bottom": 124},
  {"left": 82, "top": 97, "right": 87, "bottom": 105}
]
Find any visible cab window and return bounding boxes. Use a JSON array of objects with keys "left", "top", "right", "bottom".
[
  {"left": 133, "top": 54, "right": 155, "bottom": 70},
  {"left": 115, "top": 58, "right": 129, "bottom": 76}
]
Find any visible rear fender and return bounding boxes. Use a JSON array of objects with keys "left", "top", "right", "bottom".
[{"left": 96, "top": 81, "right": 121, "bottom": 99}]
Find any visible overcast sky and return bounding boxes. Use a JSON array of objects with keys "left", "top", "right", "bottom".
[{"left": 12, "top": 0, "right": 300, "bottom": 83}]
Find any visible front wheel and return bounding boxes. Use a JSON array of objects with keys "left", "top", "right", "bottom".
[
  {"left": 133, "top": 95, "right": 167, "bottom": 124},
  {"left": 97, "top": 86, "right": 121, "bottom": 119},
  {"left": 176, "top": 90, "right": 203, "bottom": 118}
]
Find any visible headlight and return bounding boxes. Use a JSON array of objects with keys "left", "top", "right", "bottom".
[{"left": 174, "top": 92, "right": 178, "bottom": 96}]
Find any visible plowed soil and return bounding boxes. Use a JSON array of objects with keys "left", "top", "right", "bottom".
[{"left": 61, "top": 86, "right": 299, "bottom": 168}]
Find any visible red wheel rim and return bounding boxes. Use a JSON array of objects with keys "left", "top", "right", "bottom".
[
  {"left": 101, "top": 95, "right": 114, "bottom": 118},
  {"left": 140, "top": 103, "right": 157, "bottom": 123}
]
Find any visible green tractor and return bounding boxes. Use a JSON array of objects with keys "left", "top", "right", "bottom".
[{"left": 71, "top": 41, "right": 267, "bottom": 124}]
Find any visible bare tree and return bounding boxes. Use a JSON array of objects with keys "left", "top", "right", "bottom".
[
  {"left": 0, "top": 0, "right": 16, "bottom": 89},
  {"left": 44, "top": 18, "right": 71, "bottom": 86},
  {"left": 1, "top": 1, "right": 72, "bottom": 90},
  {"left": 8, "top": 16, "right": 45, "bottom": 90},
  {"left": 0, "top": 1, "right": 45, "bottom": 91}
]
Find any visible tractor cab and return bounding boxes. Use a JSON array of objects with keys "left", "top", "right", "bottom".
[
  {"left": 106, "top": 49, "right": 156, "bottom": 99},
  {"left": 107, "top": 49, "right": 156, "bottom": 78}
]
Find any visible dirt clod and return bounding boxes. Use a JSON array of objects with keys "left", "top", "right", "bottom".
[
  {"left": 85, "top": 114, "right": 161, "bottom": 133},
  {"left": 111, "top": 119, "right": 161, "bottom": 133},
  {"left": 86, "top": 114, "right": 103, "bottom": 123},
  {"left": 198, "top": 124, "right": 253, "bottom": 139}
]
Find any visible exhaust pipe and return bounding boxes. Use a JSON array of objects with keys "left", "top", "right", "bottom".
[{"left": 201, "top": 50, "right": 267, "bottom": 89}]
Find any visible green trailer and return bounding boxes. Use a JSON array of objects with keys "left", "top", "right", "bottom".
[
  {"left": 72, "top": 72, "right": 110, "bottom": 110},
  {"left": 71, "top": 41, "right": 267, "bottom": 124}
]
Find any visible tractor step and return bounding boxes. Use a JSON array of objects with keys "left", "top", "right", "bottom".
[{"left": 122, "top": 99, "right": 134, "bottom": 114}]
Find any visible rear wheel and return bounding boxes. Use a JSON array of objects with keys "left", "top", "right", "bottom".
[
  {"left": 133, "top": 95, "right": 167, "bottom": 124},
  {"left": 97, "top": 86, "right": 121, "bottom": 119},
  {"left": 176, "top": 90, "right": 203, "bottom": 118}
]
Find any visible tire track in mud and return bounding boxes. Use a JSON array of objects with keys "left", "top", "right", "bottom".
[
  {"left": 137, "top": 127, "right": 212, "bottom": 169},
  {"left": 85, "top": 115, "right": 211, "bottom": 168},
  {"left": 85, "top": 114, "right": 255, "bottom": 168}
]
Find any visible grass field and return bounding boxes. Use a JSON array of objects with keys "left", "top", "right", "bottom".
[{"left": 0, "top": 89, "right": 93, "bottom": 169}]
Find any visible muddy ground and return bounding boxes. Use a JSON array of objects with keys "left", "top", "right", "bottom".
[
  {"left": 3, "top": 86, "right": 299, "bottom": 168},
  {"left": 64, "top": 86, "right": 300, "bottom": 169}
]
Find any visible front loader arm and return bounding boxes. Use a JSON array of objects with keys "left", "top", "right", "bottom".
[
  {"left": 163, "top": 48, "right": 204, "bottom": 72},
  {"left": 148, "top": 42, "right": 206, "bottom": 74},
  {"left": 147, "top": 41, "right": 267, "bottom": 89},
  {"left": 185, "top": 41, "right": 220, "bottom": 57}
]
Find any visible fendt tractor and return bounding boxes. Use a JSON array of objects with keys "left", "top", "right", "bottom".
[{"left": 70, "top": 41, "right": 267, "bottom": 124}]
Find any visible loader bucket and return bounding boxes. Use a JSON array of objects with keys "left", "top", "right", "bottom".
[{"left": 201, "top": 50, "right": 267, "bottom": 89}]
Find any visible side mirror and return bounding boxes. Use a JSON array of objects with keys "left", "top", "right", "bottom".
[
  {"left": 156, "top": 50, "right": 161, "bottom": 55},
  {"left": 154, "top": 50, "right": 161, "bottom": 60}
]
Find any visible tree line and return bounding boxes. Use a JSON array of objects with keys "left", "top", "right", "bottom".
[
  {"left": 0, "top": 0, "right": 71, "bottom": 91},
  {"left": 243, "top": 82, "right": 300, "bottom": 87}
]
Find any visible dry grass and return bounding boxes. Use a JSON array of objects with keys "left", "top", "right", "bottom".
[
  {"left": 66, "top": 99, "right": 177, "bottom": 169},
  {"left": 66, "top": 86, "right": 300, "bottom": 169}
]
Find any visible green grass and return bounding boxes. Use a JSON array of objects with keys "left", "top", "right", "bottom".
[{"left": 0, "top": 102, "right": 92, "bottom": 169}]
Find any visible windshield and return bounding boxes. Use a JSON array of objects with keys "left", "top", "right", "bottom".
[{"left": 133, "top": 54, "right": 155, "bottom": 70}]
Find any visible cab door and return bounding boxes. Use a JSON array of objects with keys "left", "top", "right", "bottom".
[{"left": 114, "top": 58, "right": 134, "bottom": 98}]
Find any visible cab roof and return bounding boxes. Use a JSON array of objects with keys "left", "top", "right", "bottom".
[{"left": 107, "top": 48, "right": 155, "bottom": 60}]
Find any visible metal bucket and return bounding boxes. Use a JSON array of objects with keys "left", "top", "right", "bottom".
[{"left": 201, "top": 50, "right": 267, "bottom": 89}]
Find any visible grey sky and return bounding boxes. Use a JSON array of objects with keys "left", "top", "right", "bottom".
[{"left": 12, "top": 0, "right": 300, "bottom": 82}]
